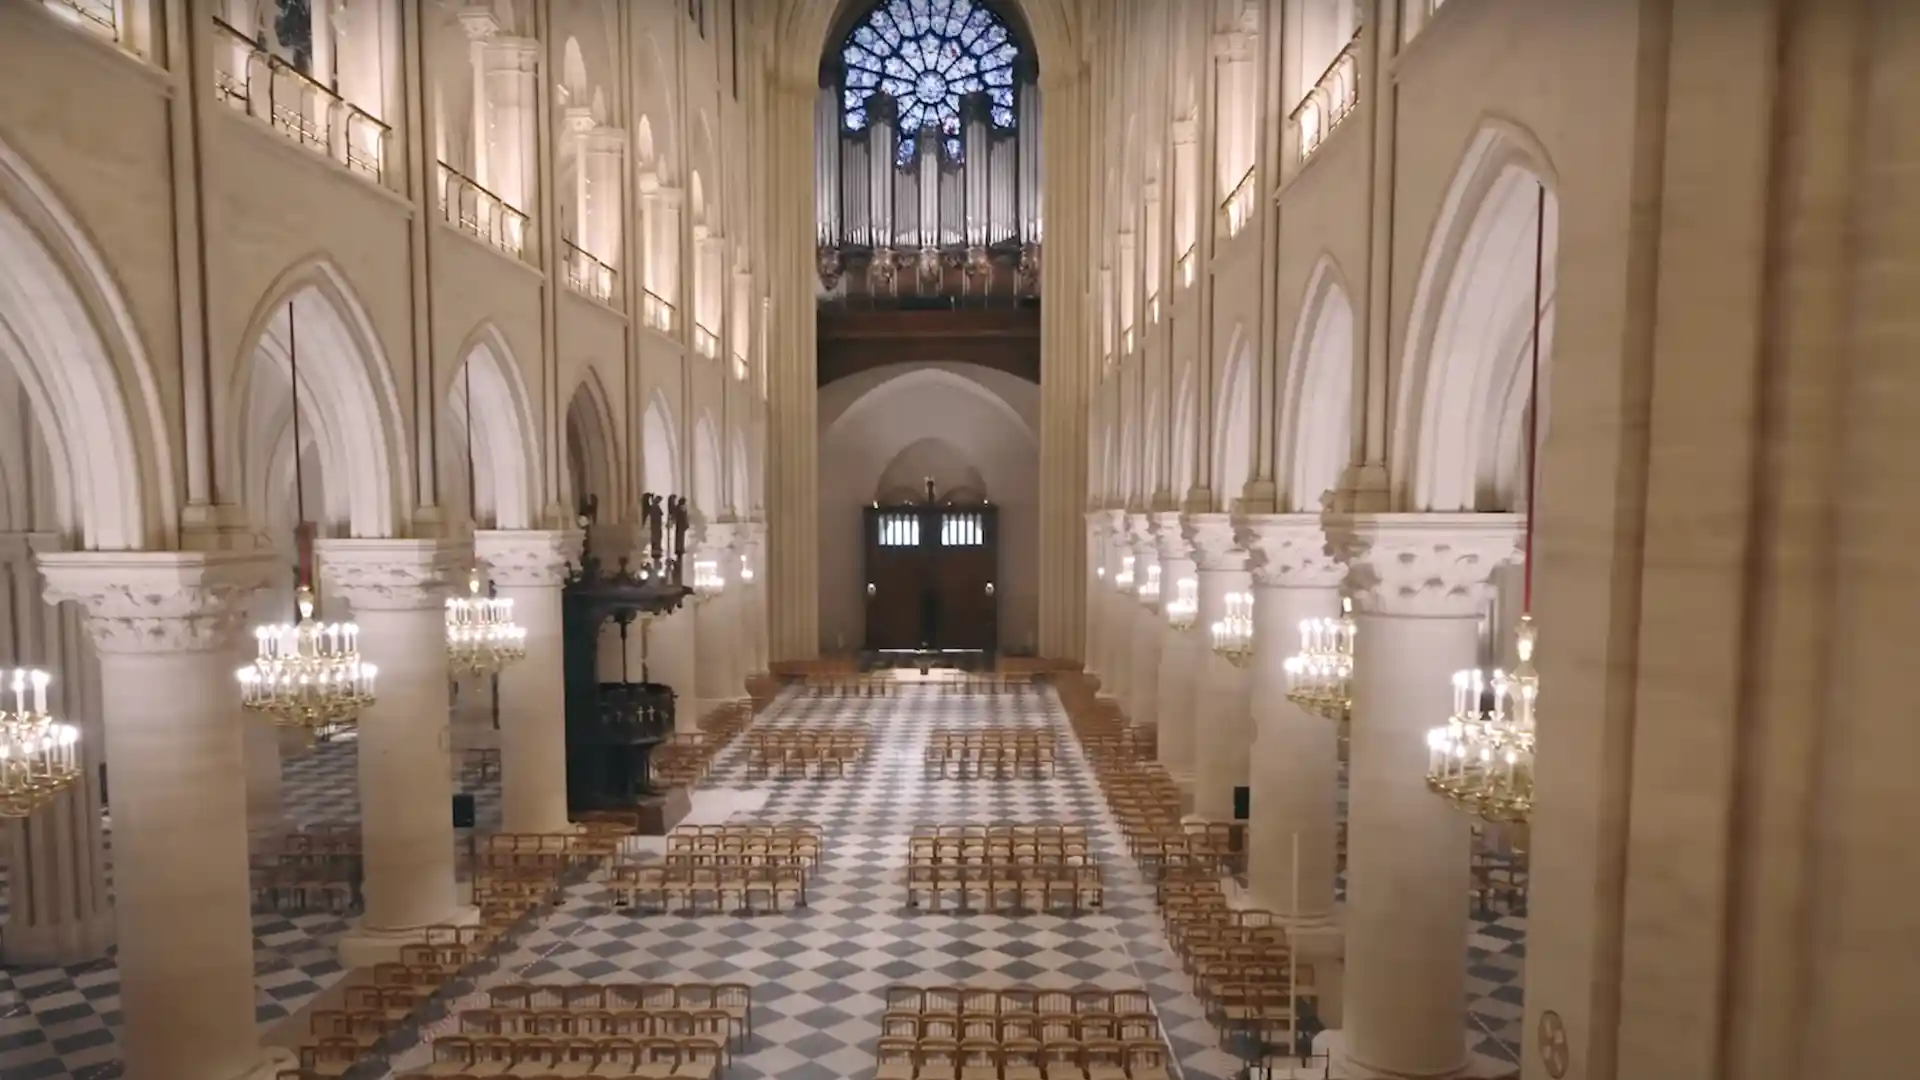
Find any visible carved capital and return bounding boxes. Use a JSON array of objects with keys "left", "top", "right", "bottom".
[
  {"left": 475, "top": 530, "right": 582, "bottom": 589},
  {"left": 1325, "top": 513, "right": 1521, "bottom": 618},
  {"left": 1125, "top": 511, "right": 1155, "bottom": 549},
  {"left": 1184, "top": 512, "right": 1247, "bottom": 572},
  {"left": 1237, "top": 513, "right": 1344, "bottom": 589},
  {"left": 315, "top": 539, "right": 467, "bottom": 613},
  {"left": 38, "top": 552, "right": 278, "bottom": 656},
  {"left": 1152, "top": 511, "right": 1191, "bottom": 564}
]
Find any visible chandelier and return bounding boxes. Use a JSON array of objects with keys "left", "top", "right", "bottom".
[
  {"left": 1136, "top": 564, "right": 1162, "bottom": 609},
  {"left": 692, "top": 558, "right": 726, "bottom": 600},
  {"left": 1426, "top": 616, "right": 1537, "bottom": 824},
  {"left": 1424, "top": 180, "right": 1548, "bottom": 826},
  {"left": 238, "top": 301, "right": 377, "bottom": 731},
  {"left": 0, "top": 668, "right": 82, "bottom": 818},
  {"left": 1165, "top": 576, "right": 1198, "bottom": 631},
  {"left": 446, "top": 570, "right": 526, "bottom": 676},
  {"left": 238, "top": 585, "right": 379, "bottom": 730},
  {"left": 739, "top": 552, "right": 755, "bottom": 584},
  {"left": 1113, "top": 554, "right": 1135, "bottom": 593},
  {"left": 1209, "top": 590, "right": 1255, "bottom": 667},
  {"left": 1284, "top": 596, "right": 1356, "bottom": 723}
]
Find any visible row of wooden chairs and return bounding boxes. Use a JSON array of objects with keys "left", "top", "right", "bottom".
[
  {"left": 740, "top": 725, "right": 870, "bottom": 779},
  {"left": 663, "top": 823, "right": 823, "bottom": 866},
  {"left": 909, "top": 822, "right": 1088, "bottom": 841},
  {"left": 906, "top": 836, "right": 1092, "bottom": 864},
  {"left": 459, "top": 746, "right": 502, "bottom": 783},
  {"left": 884, "top": 986, "right": 1151, "bottom": 1017},
  {"left": 923, "top": 729, "right": 1060, "bottom": 778},
  {"left": 801, "top": 673, "right": 903, "bottom": 696},
  {"left": 875, "top": 1036, "right": 1172, "bottom": 1080},
  {"left": 412, "top": 1034, "right": 724, "bottom": 1078},
  {"left": 649, "top": 731, "right": 722, "bottom": 787},
  {"left": 483, "top": 982, "right": 750, "bottom": 1036},
  {"left": 456, "top": 1006, "right": 741, "bottom": 1047},
  {"left": 904, "top": 862, "right": 1104, "bottom": 914},
  {"left": 882, "top": 1010, "right": 1161, "bottom": 1043},
  {"left": 249, "top": 825, "right": 365, "bottom": 915},
  {"left": 606, "top": 862, "right": 809, "bottom": 913}
]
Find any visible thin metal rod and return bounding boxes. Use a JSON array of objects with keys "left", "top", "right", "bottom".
[
  {"left": 288, "top": 300, "right": 311, "bottom": 591},
  {"left": 1523, "top": 183, "right": 1545, "bottom": 613}
]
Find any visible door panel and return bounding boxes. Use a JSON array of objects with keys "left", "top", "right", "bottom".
[{"left": 863, "top": 505, "right": 999, "bottom": 654}]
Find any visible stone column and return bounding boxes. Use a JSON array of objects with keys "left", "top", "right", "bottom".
[
  {"left": 694, "top": 526, "right": 738, "bottom": 717},
  {"left": 1239, "top": 515, "right": 1344, "bottom": 922},
  {"left": 1186, "top": 512, "right": 1253, "bottom": 821},
  {"left": 1083, "top": 512, "right": 1108, "bottom": 686},
  {"left": 242, "top": 712, "right": 287, "bottom": 843},
  {"left": 651, "top": 608, "right": 699, "bottom": 732},
  {"left": 476, "top": 529, "right": 580, "bottom": 836},
  {"left": 317, "top": 539, "right": 470, "bottom": 966},
  {"left": 1127, "top": 515, "right": 1162, "bottom": 727},
  {"left": 39, "top": 551, "right": 292, "bottom": 1080},
  {"left": 1328, "top": 514, "right": 1519, "bottom": 1078},
  {"left": 1153, "top": 512, "right": 1198, "bottom": 786}
]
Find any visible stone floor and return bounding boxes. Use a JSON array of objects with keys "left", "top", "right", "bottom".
[{"left": 0, "top": 684, "right": 1526, "bottom": 1079}]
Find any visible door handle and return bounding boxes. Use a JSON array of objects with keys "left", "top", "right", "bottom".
[
  {"left": 866, "top": 582, "right": 877, "bottom": 598},
  {"left": 984, "top": 582, "right": 995, "bottom": 597}
]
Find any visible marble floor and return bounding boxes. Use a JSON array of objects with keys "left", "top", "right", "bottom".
[{"left": 0, "top": 683, "right": 1526, "bottom": 1079}]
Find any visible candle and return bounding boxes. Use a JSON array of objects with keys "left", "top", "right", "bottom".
[
  {"left": 11, "top": 670, "right": 23, "bottom": 714},
  {"left": 31, "top": 669, "right": 48, "bottom": 714}
]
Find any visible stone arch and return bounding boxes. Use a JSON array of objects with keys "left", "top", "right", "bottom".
[
  {"left": 1279, "top": 256, "right": 1357, "bottom": 512},
  {"left": 0, "top": 137, "right": 175, "bottom": 550},
  {"left": 692, "top": 411, "right": 723, "bottom": 519},
  {"left": 565, "top": 367, "right": 618, "bottom": 520},
  {"left": 444, "top": 323, "right": 542, "bottom": 530},
  {"left": 875, "top": 437, "right": 987, "bottom": 503},
  {"left": 825, "top": 367, "right": 1035, "bottom": 445},
  {"left": 1142, "top": 385, "right": 1164, "bottom": 500},
  {"left": 1213, "top": 328, "right": 1255, "bottom": 507},
  {"left": 636, "top": 115, "right": 657, "bottom": 169},
  {"left": 1393, "top": 120, "right": 1560, "bottom": 512},
  {"left": 227, "top": 257, "right": 411, "bottom": 538},
  {"left": 562, "top": 36, "right": 589, "bottom": 101},
  {"left": 1170, "top": 363, "right": 1196, "bottom": 501},
  {"left": 730, "top": 426, "right": 751, "bottom": 518},
  {"left": 641, "top": 389, "right": 679, "bottom": 498}
]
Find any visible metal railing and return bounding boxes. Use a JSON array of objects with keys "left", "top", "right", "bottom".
[
  {"left": 1177, "top": 245, "right": 1197, "bottom": 288},
  {"left": 693, "top": 324, "right": 720, "bottom": 359},
  {"left": 561, "top": 239, "right": 618, "bottom": 305},
  {"left": 1219, "top": 166, "right": 1259, "bottom": 239},
  {"left": 642, "top": 290, "right": 676, "bottom": 333},
  {"left": 44, "top": 0, "right": 120, "bottom": 42},
  {"left": 1292, "top": 29, "right": 1363, "bottom": 164},
  {"left": 211, "top": 18, "right": 390, "bottom": 183},
  {"left": 436, "top": 162, "right": 529, "bottom": 257}
]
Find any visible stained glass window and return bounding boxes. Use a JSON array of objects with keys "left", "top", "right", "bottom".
[{"left": 841, "top": 0, "right": 1020, "bottom": 163}]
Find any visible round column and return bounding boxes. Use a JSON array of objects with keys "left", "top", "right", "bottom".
[
  {"left": 1127, "top": 521, "right": 1161, "bottom": 728},
  {"left": 1153, "top": 513, "right": 1198, "bottom": 785},
  {"left": 476, "top": 530, "right": 580, "bottom": 835},
  {"left": 1240, "top": 515, "right": 1344, "bottom": 921},
  {"left": 40, "top": 551, "right": 292, "bottom": 1080},
  {"left": 1186, "top": 513, "right": 1252, "bottom": 821},
  {"left": 318, "top": 539, "right": 469, "bottom": 965},
  {"left": 653, "top": 609, "right": 700, "bottom": 732},
  {"left": 1331, "top": 515, "right": 1519, "bottom": 1078},
  {"left": 1083, "top": 512, "right": 1107, "bottom": 686}
]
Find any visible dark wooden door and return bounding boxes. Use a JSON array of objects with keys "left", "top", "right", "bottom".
[{"left": 863, "top": 505, "right": 999, "bottom": 653}]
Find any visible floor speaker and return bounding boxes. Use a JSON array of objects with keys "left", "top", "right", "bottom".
[
  {"left": 452, "top": 792, "right": 477, "bottom": 828},
  {"left": 1233, "top": 785, "right": 1250, "bottom": 820}
]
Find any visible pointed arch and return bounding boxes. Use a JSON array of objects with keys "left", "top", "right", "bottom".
[
  {"left": 1169, "top": 362, "right": 1197, "bottom": 502},
  {"left": 1213, "top": 327, "right": 1255, "bottom": 507},
  {"left": 565, "top": 366, "right": 619, "bottom": 520},
  {"left": 226, "top": 256, "right": 411, "bottom": 538},
  {"left": 1393, "top": 119, "right": 1560, "bottom": 512},
  {"left": 729, "top": 425, "right": 751, "bottom": 519},
  {"left": 0, "top": 137, "right": 176, "bottom": 550},
  {"left": 445, "top": 322, "right": 542, "bottom": 530},
  {"left": 641, "top": 389, "right": 680, "bottom": 498},
  {"left": 1279, "top": 256, "right": 1357, "bottom": 512},
  {"left": 1142, "top": 384, "right": 1165, "bottom": 500}
]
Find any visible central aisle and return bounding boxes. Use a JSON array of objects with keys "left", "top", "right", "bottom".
[{"left": 391, "top": 681, "right": 1243, "bottom": 1080}]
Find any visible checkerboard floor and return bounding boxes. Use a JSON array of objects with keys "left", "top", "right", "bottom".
[{"left": 0, "top": 732, "right": 502, "bottom": 1080}]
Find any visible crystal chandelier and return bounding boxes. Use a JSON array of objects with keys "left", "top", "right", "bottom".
[
  {"left": 446, "top": 570, "right": 526, "bottom": 676},
  {"left": 1284, "top": 597, "right": 1356, "bottom": 723},
  {"left": 238, "top": 585, "right": 379, "bottom": 730},
  {"left": 238, "top": 301, "right": 378, "bottom": 731},
  {"left": 692, "top": 558, "right": 725, "bottom": 600},
  {"left": 1426, "top": 616, "right": 1537, "bottom": 824},
  {"left": 1424, "top": 180, "right": 1548, "bottom": 826},
  {"left": 1210, "top": 591, "right": 1255, "bottom": 667},
  {"left": 0, "top": 668, "right": 82, "bottom": 819},
  {"left": 739, "top": 552, "right": 755, "bottom": 584},
  {"left": 1113, "top": 554, "right": 1135, "bottom": 593},
  {"left": 1136, "top": 563, "right": 1162, "bottom": 609},
  {"left": 1165, "top": 576, "right": 1198, "bottom": 631}
]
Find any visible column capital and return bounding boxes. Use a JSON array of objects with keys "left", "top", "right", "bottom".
[
  {"left": 699, "top": 520, "right": 740, "bottom": 555},
  {"left": 1152, "top": 511, "right": 1192, "bottom": 563},
  {"left": 1237, "top": 513, "right": 1344, "bottom": 589},
  {"left": 475, "top": 530, "right": 582, "bottom": 588},
  {"left": 315, "top": 539, "right": 467, "bottom": 612},
  {"left": 1125, "top": 511, "right": 1155, "bottom": 549},
  {"left": 1184, "top": 512, "right": 1247, "bottom": 572},
  {"left": 38, "top": 551, "right": 278, "bottom": 655},
  {"left": 1325, "top": 512, "right": 1521, "bottom": 618}
]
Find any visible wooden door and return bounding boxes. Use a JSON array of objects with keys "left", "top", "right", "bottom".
[
  {"left": 863, "top": 505, "right": 1000, "bottom": 654},
  {"left": 932, "top": 508, "right": 998, "bottom": 652},
  {"left": 863, "top": 506, "right": 929, "bottom": 651}
]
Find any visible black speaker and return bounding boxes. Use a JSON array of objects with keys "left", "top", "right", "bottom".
[
  {"left": 1233, "top": 785, "right": 1250, "bottom": 821},
  {"left": 452, "top": 792, "right": 477, "bottom": 828}
]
